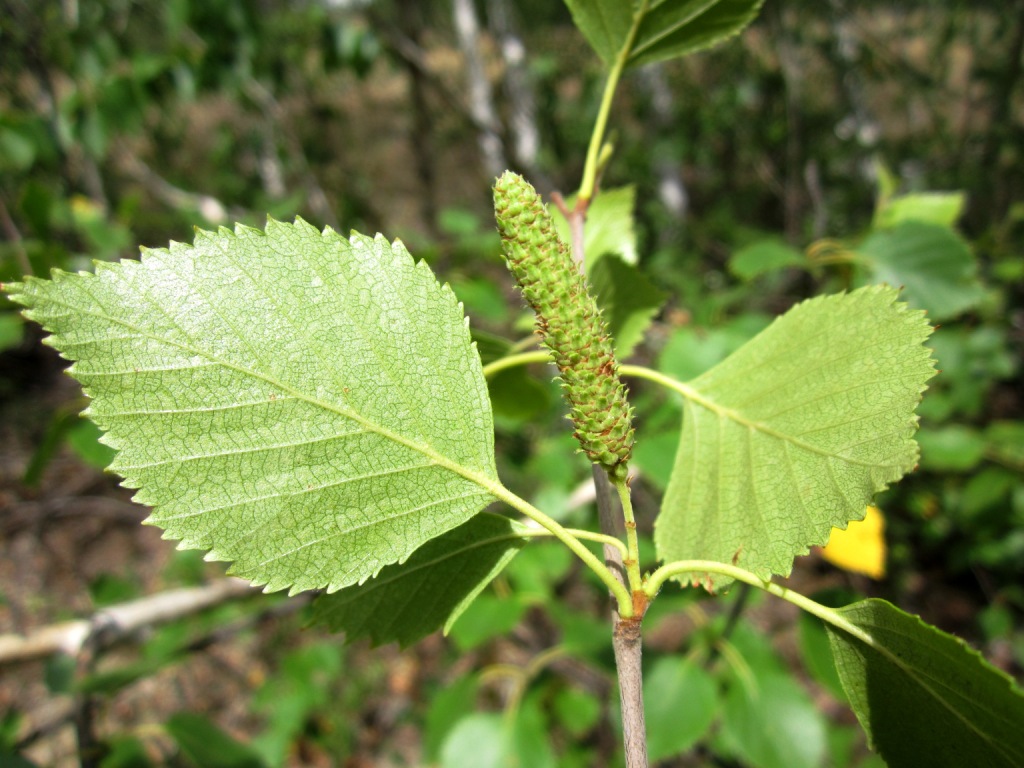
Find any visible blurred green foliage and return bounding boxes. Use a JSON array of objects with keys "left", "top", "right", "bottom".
[{"left": 1, "top": 1, "right": 1021, "bottom": 766}]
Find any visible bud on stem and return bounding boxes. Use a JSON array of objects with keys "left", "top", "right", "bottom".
[{"left": 493, "top": 171, "right": 634, "bottom": 478}]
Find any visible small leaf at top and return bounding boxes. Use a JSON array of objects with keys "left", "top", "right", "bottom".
[
  {"left": 655, "top": 286, "right": 934, "bottom": 589},
  {"left": 565, "top": 1, "right": 765, "bottom": 69},
  {"left": 310, "top": 513, "right": 527, "bottom": 647},
  {"left": 562, "top": 0, "right": 635, "bottom": 66},
  {"left": 6, "top": 220, "right": 499, "bottom": 594},
  {"left": 628, "top": 0, "right": 767, "bottom": 68},
  {"left": 825, "top": 598, "right": 1024, "bottom": 768}
]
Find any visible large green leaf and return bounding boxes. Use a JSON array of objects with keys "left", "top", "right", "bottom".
[
  {"left": 7, "top": 220, "right": 499, "bottom": 594},
  {"left": 310, "top": 513, "right": 527, "bottom": 647},
  {"left": 655, "top": 286, "right": 934, "bottom": 589},
  {"left": 564, "top": 0, "right": 765, "bottom": 68},
  {"left": 857, "top": 221, "right": 983, "bottom": 321},
  {"left": 825, "top": 599, "right": 1024, "bottom": 768}
]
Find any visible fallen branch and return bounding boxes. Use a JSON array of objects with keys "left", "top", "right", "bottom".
[{"left": 0, "top": 578, "right": 258, "bottom": 666}]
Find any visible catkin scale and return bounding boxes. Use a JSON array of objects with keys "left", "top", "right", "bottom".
[{"left": 493, "top": 171, "right": 634, "bottom": 478}]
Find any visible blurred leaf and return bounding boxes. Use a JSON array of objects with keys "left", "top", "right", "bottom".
[
  {"left": 0, "top": 125, "right": 36, "bottom": 172},
  {"left": 505, "top": 539, "right": 573, "bottom": 599},
  {"left": 959, "top": 467, "right": 1016, "bottom": 521},
  {"left": 45, "top": 654, "right": 76, "bottom": 695},
  {"left": 66, "top": 418, "right": 117, "bottom": 469},
  {"left": 821, "top": 505, "right": 886, "bottom": 580},
  {"left": 252, "top": 643, "right": 344, "bottom": 766},
  {"left": 632, "top": 430, "right": 680, "bottom": 491},
  {"left": 8, "top": 221, "right": 499, "bottom": 594},
  {"left": 89, "top": 573, "right": 140, "bottom": 607},
  {"left": 986, "top": 421, "right": 1024, "bottom": 469},
  {"left": 564, "top": 0, "right": 766, "bottom": 68},
  {"left": 488, "top": 367, "right": 552, "bottom": 425},
  {"left": 858, "top": 221, "right": 983, "bottom": 321},
  {"left": 441, "top": 714, "right": 505, "bottom": 768},
  {"left": 99, "top": 737, "right": 154, "bottom": 768},
  {"left": 551, "top": 185, "right": 638, "bottom": 269},
  {"left": 440, "top": 696, "right": 555, "bottom": 768},
  {"left": 0, "top": 755, "right": 41, "bottom": 768},
  {"left": 917, "top": 425, "right": 986, "bottom": 472},
  {"left": 874, "top": 191, "right": 966, "bottom": 230},
  {"left": 643, "top": 656, "right": 718, "bottom": 761},
  {"left": 448, "top": 591, "right": 527, "bottom": 651},
  {"left": 0, "top": 315, "right": 23, "bottom": 353},
  {"left": 424, "top": 675, "right": 479, "bottom": 762},
  {"left": 657, "top": 314, "right": 769, "bottom": 382},
  {"left": 165, "top": 713, "right": 268, "bottom": 768},
  {"left": 729, "top": 238, "right": 805, "bottom": 281},
  {"left": 720, "top": 669, "right": 827, "bottom": 768},
  {"left": 656, "top": 287, "right": 934, "bottom": 589},
  {"left": 452, "top": 277, "right": 510, "bottom": 324},
  {"left": 589, "top": 255, "right": 666, "bottom": 357},
  {"left": 311, "top": 514, "right": 527, "bottom": 648},
  {"left": 552, "top": 686, "right": 601, "bottom": 737},
  {"left": 22, "top": 409, "right": 79, "bottom": 487},
  {"left": 825, "top": 599, "right": 1024, "bottom": 768}
]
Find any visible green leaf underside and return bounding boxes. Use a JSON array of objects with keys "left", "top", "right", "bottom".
[
  {"left": 310, "top": 513, "right": 527, "bottom": 647},
  {"left": 589, "top": 254, "right": 666, "bottom": 358},
  {"left": 8, "top": 220, "right": 498, "bottom": 594},
  {"left": 565, "top": 0, "right": 764, "bottom": 68},
  {"left": 562, "top": 0, "right": 634, "bottom": 66},
  {"left": 825, "top": 599, "right": 1024, "bottom": 768},
  {"left": 655, "top": 286, "right": 934, "bottom": 589},
  {"left": 858, "top": 221, "right": 983, "bottom": 321},
  {"left": 628, "top": 0, "right": 768, "bottom": 68}
]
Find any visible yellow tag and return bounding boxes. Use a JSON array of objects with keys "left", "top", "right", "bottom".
[{"left": 821, "top": 505, "right": 886, "bottom": 579}]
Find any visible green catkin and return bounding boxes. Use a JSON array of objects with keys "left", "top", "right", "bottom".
[{"left": 493, "top": 171, "right": 634, "bottom": 479}]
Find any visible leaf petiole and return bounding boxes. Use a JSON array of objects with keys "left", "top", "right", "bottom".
[
  {"left": 644, "top": 560, "right": 874, "bottom": 648},
  {"left": 482, "top": 478, "right": 635, "bottom": 616},
  {"left": 578, "top": 1, "right": 650, "bottom": 203}
]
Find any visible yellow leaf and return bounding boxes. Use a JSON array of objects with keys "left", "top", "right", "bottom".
[{"left": 821, "top": 505, "right": 886, "bottom": 579}]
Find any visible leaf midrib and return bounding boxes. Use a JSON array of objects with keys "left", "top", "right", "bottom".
[
  {"left": 39, "top": 290, "right": 501, "bottom": 497},
  {"left": 837, "top": 615, "right": 1022, "bottom": 762},
  {"left": 677, "top": 378, "right": 907, "bottom": 469}
]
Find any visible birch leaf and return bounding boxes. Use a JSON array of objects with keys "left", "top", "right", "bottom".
[
  {"left": 6, "top": 220, "right": 499, "bottom": 594},
  {"left": 826, "top": 599, "right": 1024, "bottom": 768},
  {"left": 655, "top": 286, "right": 934, "bottom": 589}
]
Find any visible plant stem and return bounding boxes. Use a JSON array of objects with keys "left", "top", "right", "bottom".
[
  {"left": 515, "top": 521, "right": 629, "bottom": 560},
  {"left": 607, "top": 473, "right": 648, "bottom": 768},
  {"left": 480, "top": 349, "right": 551, "bottom": 378},
  {"left": 577, "top": 1, "right": 648, "bottom": 203},
  {"left": 613, "top": 477, "right": 644, "bottom": 593}
]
